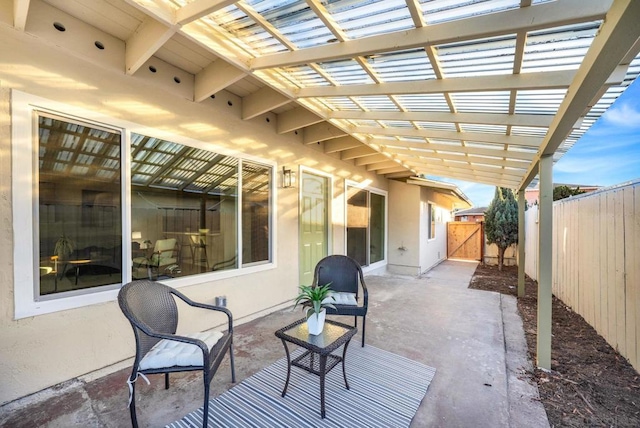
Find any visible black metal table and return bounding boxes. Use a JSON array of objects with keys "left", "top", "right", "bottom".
[{"left": 275, "top": 318, "right": 357, "bottom": 418}]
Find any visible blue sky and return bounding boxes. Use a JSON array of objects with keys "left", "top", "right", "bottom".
[{"left": 433, "top": 79, "right": 640, "bottom": 207}]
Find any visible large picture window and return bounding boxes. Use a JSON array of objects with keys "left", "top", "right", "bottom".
[
  {"left": 346, "top": 186, "right": 386, "bottom": 267},
  {"left": 14, "top": 93, "right": 275, "bottom": 317},
  {"left": 37, "top": 115, "right": 123, "bottom": 296},
  {"left": 130, "top": 134, "right": 240, "bottom": 279}
]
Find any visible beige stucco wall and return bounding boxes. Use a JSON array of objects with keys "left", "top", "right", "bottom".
[
  {"left": 387, "top": 181, "right": 420, "bottom": 275},
  {"left": 419, "top": 188, "right": 451, "bottom": 273},
  {"left": 387, "top": 182, "right": 457, "bottom": 275},
  {"left": 0, "top": 23, "right": 387, "bottom": 404}
]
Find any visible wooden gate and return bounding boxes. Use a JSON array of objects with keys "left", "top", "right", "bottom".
[{"left": 447, "top": 222, "right": 483, "bottom": 260}]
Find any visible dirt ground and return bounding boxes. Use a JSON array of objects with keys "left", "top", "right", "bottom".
[{"left": 469, "top": 264, "right": 640, "bottom": 428}]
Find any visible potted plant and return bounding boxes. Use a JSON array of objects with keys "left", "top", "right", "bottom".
[
  {"left": 294, "top": 283, "right": 336, "bottom": 335},
  {"left": 54, "top": 234, "right": 74, "bottom": 260}
]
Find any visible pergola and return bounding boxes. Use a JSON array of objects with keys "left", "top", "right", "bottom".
[{"left": 10, "top": 0, "right": 640, "bottom": 369}]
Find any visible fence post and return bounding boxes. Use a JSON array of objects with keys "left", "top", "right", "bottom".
[{"left": 518, "top": 189, "right": 526, "bottom": 298}]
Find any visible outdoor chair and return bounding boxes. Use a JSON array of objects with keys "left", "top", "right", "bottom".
[
  {"left": 312, "top": 255, "right": 368, "bottom": 347},
  {"left": 118, "top": 280, "right": 235, "bottom": 428},
  {"left": 132, "top": 238, "right": 178, "bottom": 279}
]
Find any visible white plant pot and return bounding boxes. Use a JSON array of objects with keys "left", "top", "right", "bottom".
[{"left": 306, "top": 309, "right": 326, "bottom": 335}]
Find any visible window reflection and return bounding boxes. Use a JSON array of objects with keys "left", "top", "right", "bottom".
[
  {"left": 242, "top": 162, "right": 271, "bottom": 265},
  {"left": 38, "top": 115, "right": 122, "bottom": 295},
  {"left": 130, "top": 134, "right": 239, "bottom": 279}
]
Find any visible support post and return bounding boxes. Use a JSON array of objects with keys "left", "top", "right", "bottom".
[
  {"left": 537, "top": 155, "right": 553, "bottom": 370},
  {"left": 517, "top": 189, "right": 526, "bottom": 298}
]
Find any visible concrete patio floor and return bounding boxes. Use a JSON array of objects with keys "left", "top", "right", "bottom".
[{"left": 0, "top": 260, "right": 549, "bottom": 427}]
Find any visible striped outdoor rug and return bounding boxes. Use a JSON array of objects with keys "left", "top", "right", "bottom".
[{"left": 167, "top": 345, "right": 436, "bottom": 428}]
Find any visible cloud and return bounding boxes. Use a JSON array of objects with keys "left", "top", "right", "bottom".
[{"left": 602, "top": 102, "right": 640, "bottom": 128}]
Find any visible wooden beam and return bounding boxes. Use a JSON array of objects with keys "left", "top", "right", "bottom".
[
  {"left": 277, "top": 107, "right": 323, "bottom": 134},
  {"left": 340, "top": 146, "right": 377, "bottom": 160},
  {"left": 176, "top": 0, "right": 239, "bottom": 25},
  {"left": 242, "top": 86, "right": 290, "bottom": 120},
  {"left": 358, "top": 126, "right": 542, "bottom": 148},
  {"left": 367, "top": 161, "right": 401, "bottom": 171},
  {"left": 126, "top": 18, "right": 176, "bottom": 75},
  {"left": 376, "top": 166, "right": 409, "bottom": 175},
  {"left": 391, "top": 150, "right": 530, "bottom": 169},
  {"left": 355, "top": 154, "right": 389, "bottom": 166},
  {"left": 297, "top": 70, "right": 574, "bottom": 98},
  {"left": 251, "top": 0, "right": 610, "bottom": 69},
  {"left": 13, "top": 0, "right": 30, "bottom": 31},
  {"left": 195, "top": 60, "right": 246, "bottom": 102},
  {"left": 385, "top": 171, "right": 415, "bottom": 179},
  {"left": 374, "top": 139, "right": 536, "bottom": 161},
  {"left": 303, "top": 122, "right": 347, "bottom": 144},
  {"left": 328, "top": 110, "right": 553, "bottom": 128},
  {"left": 324, "top": 136, "right": 362, "bottom": 153},
  {"left": 519, "top": 0, "right": 640, "bottom": 189}
]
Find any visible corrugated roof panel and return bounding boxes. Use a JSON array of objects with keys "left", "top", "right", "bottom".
[
  {"left": 327, "top": 0, "right": 414, "bottom": 39},
  {"left": 515, "top": 89, "right": 567, "bottom": 114},
  {"left": 437, "top": 36, "right": 516, "bottom": 77},
  {"left": 318, "top": 59, "right": 374, "bottom": 85},
  {"left": 420, "top": 0, "right": 520, "bottom": 25},
  {"left": 366, "top": 49, "right": 436, "bottom": 82},
  {"left": 522, "top": 22, "right": 600, "bottom": 73},
  {"left": 451, "top": 91, "right": 510, "bottom": 113},
  {"left": 459, "top": 124, "right": 507, "bottom": 134},
  {"left": 414, "top": 121, "right": 458, "bottom": 131},
  {"left": 395, "top": 94, "right": 450, "bottom": 111},
  {"left": 351, "top": 96, "right": 398, "bottom": 111}
]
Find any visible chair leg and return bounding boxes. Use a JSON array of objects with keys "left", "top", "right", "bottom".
[
  {"left": 229, "top": 342, "right": 236, "bottom": 383},
  {"left": 129, "top": 381, "right": 138, "bottom": 428},
  {"left": 165, "top": 373, "right": 170, "bottom": 389},
  {"left": 361, "top": 316, "right": 366, "bottom": 347},
  {"left": 354, "top": 316, "right": 358, "bottom": 328},
  {"left": 203, "top": 373, "right": 210, "bottom": 428}
]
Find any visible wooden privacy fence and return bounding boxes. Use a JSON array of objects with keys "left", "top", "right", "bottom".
[{"left": 524, "top": 180, "right": 640, "bottom": 372}]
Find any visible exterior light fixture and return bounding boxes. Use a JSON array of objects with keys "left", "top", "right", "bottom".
[{"left": 282, "top": 166, "right": 295, "bottom": 188}]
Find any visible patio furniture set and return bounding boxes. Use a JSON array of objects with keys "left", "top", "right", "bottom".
[{"left": 118, "top": 255, "right": 368, "bottom": 428}]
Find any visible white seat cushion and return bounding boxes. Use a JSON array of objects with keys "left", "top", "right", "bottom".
[
  {"left": 322, "top": 292, "right": 358, "bottom": 306},
  {"left": 139, "top": 331, "right": 223, "bottom": 370}
]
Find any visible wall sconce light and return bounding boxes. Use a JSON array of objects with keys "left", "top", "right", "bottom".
[{"left": 282, "top": 166, "right": 295, "bottom": 188}]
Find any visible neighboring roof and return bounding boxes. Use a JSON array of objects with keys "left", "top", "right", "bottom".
[
  {"left": 9, "top": 1, "right": 640, "bottom": 190},
  {"left": 406, "top": 177, "right": 473, "bottom": 210},
  {"left": 454, "top": 207, "right": 488, "bottom": 216}
]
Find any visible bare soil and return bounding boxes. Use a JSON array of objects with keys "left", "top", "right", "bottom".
[{"left": 469, "top": 264, "right": 640, "bottom": 427}]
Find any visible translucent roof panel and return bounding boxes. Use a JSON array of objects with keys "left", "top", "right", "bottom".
[
  {"left": 414, "top": 122, "right": 458, "bottom": 132},
  {"left": 351, "top": 96, "right": 398, "bottom": 111},
  {"left": 203, "top": 5, "right": 285, "bottom": 56},
  {"left": 450, "top": 91, "right": 511, "bottom": 113},
  {"left": 322, "top": 97, "right": 367, "bottom": 111},
  {"left": 521, "top": 22, "right": 601, "bottom": 73},
  {"left": 317, "top": 59, "right": 375, "bottom": 85},
  {"left": 515, "top": 89, "right": 567, "bottom": 114},
  {"left": 244, "top": 0, "right": 332, "bottom": 49},
  {"left": 326, "top": 0, "right": 415, "bottom": 39},
  {"left": 366, "top": 49, "right": 436, "bottom": 82},
  {"left": 282, "top": 65, "right": 330, "bottom": 87},
  {"left": 436, "top": 36, "right": 517, "bottom": 77},
  {"left": 394, "top": 94, "right": 450, "bottom": 112},
  {"left": 459, "top": 124, "right": 507, "bottom": 134},
  {"left": 420, "top": 0, "right": 520, "bottom": 25}
]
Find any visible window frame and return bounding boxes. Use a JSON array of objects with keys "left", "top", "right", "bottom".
[
  {"left": 12, "top": 91, "right": 277, "bottom": 319},
  {"left": 344, "top": 180, "right": 388, "bottom": 271}
]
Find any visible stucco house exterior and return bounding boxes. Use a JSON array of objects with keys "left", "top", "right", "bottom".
[{"left": 1, "top": 0, "right": 638, "bottom": 406}]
